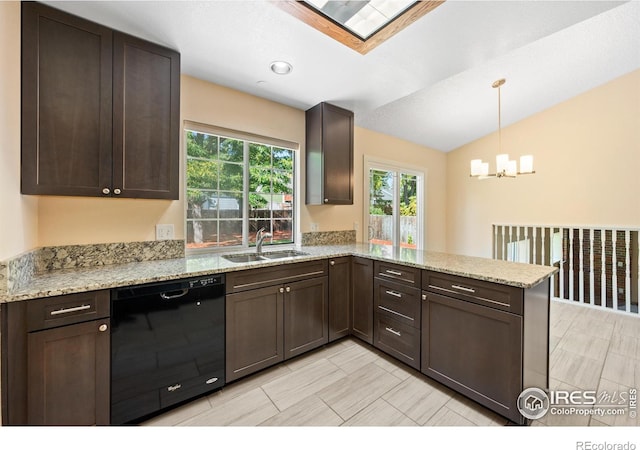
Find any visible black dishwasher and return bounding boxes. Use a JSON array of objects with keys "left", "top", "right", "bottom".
[{"left": 111, "top": 275, "right": 225, "bottom": 424}]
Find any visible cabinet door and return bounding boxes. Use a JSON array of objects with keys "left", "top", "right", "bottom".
[
  {"left": 112, "top": 32, "right": 180, "bottom": 199},
  {"left": 351, "top": 257, "right": 374, "bottom": 344},
  {"left": 322, "top": 103, "right": 353, "bottom": 204},
  {"left": 226, "top": 286, "right": 283, "bottom": 382},
  {"left": 305, "top": 102, "right": 353, "bottom": 205},
  {"left": 21, "top": 2, "right": 113, "bottom": 196},
  {"left": 422, "top": 292, "right": 523, "bottom": 423},
  {"left": 27, "top": 319, "right": 110, "bottom": 425},
  {"left": 328, "top": 257, "right": 351, "bottom": 341},
  {"left": 284, "top": 277, "right": 329, "bottom": 359}
]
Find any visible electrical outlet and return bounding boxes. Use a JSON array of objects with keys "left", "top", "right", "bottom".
[
  {"left": 354, "top": 221, "right": 359, "bottom": 231},
  {"left": 310, "top": 223, "right": 319, "bottom": 232},
  {"left": 618, "top": 261, "right": 624, "bottom": 268},
  {"left": 156, "top": 224, "right": 175, "bottom": 240}
]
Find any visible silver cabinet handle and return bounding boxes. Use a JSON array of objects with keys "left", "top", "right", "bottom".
[
  {"left": 386, "top": 269, "right": 402, "bottom": 276},
  {"left": 385, "top": 290, "right": 402, "bottom": 298},
  {"left": 160, "top": 289, "right": 189, "bottom": 300},
  {"left": 378, "top": 306, "right": 413, "bottom": 322},
  {"left": 324, "top": 198, "right": 328, "bottom": 203},
  {"left": 422, "top": 294, "right": 427, "bottom": 301},
  {"left": 113, "top": 188, "right": 122, "bottom": 195},
  {"left": 330, "top": 260, "right": 335, "bottom": 266},
  {"left": 285, "top": 286, "right": 291, "bottom": 293},
  {"left": 451, "top": 284, "right": 476, "bottom": 294},
  {"left": 279, "top": 287, "right": 284, "bottom": 293},
  {"left": 98, "top": 324, "right": 108, "bottom": 332},
  {"left": 50, "top": 304, "right": 91, "bottom": 316},
  {"left": 385, "top": 327, "right": 402, "bottom": 337},
  {"left": 102, "top": 188, "right": 110, "bottom": 195}
]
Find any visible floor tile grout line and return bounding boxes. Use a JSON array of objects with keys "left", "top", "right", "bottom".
[{"left": 377, "top": 397, "right": 420, "bottom": 426}]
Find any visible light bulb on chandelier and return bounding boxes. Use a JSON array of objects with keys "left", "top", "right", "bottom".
[{"left": 469, "top": 79, "right": 535, "bottom": 179}]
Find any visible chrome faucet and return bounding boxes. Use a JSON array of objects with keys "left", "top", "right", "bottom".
[{"left": 256, "top": 227, "right": 272, "bottom": 254}]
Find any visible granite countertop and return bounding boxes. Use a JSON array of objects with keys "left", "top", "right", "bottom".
[{"left": 0, "top": 243, "right": 558, "bottom": 303}]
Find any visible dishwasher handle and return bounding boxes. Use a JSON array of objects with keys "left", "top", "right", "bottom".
[{"left": 160, "top": 289, "right": 190, "bottom": 300}]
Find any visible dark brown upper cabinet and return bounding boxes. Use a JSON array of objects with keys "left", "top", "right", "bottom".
[
  {"left": 21, "top": 2, "right": 180, "bottom": 199},
  {"left": 305, "top": 102, "right": 354, "bottom": 205}
]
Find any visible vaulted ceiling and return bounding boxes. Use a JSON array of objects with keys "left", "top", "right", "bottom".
[{"left": 46, "top": 1, "right": 640, "bottom": 152}]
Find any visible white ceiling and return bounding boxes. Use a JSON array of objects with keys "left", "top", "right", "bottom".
[{"left": 45, "top": 0, "right": 640, "bottom": 152}]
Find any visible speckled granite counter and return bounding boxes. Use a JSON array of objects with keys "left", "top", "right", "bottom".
[{"left": 0, "top": 243, "right": 557, "bottom": 303}]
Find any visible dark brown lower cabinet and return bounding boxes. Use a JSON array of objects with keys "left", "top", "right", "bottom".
[
  {"left": 328, "top": 257, "right": 351, "bottom": 342},
  {"left": 1, "top": 290, "right": 111, "bottom": 425},
  {"left": 28, "top": 319, "right": 110, "bottom": 425},
  {"left": 226, "top": 274, "right": 328, "bottom": 382},
  {"left": 351, "top": 257, "right": 373, "bottom": 343},
  {"left": 284, "top": 277, "right": 329, "bottom": 359},
  {"left": 226, "top": 285, "right": 284, "bottom": 383},
  {"left": 373, "top": 314, "right": 420, "bottom": 369},
  {"left": 421, "top": 291, "right": 523, "bottom": 423}
]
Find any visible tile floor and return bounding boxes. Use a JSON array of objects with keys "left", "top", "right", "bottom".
[{"left": 143, "top": 300, "right": 640, "bottom": 427}]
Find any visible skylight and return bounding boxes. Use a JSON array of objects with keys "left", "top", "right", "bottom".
[
  {"left": 275, "top": 1, "right": 444, "bottom": 54},
  {"left": 303, "top": 0, "right": 417, "bottom": 40}
]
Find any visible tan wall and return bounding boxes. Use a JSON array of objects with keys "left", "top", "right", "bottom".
[
  {"left": 0, "top": 2, "right": 38, "bottom": 260},
  {"left": 307, "top": 127, "right": 448, "bottom": 251},
  {"left": 446, "top": 69, "right": 640, "bottom": 258},
  {"left": 37, "top": 75, "right": 305, "bottom": 246},
  {"left": 34, "top": 70, "right": 448, "bottom": 251}
]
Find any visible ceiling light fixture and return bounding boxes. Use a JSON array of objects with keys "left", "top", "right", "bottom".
[
  {"left": 270, "top": 61, "right": 293, "bottom": 75},
  {"left": 470, "top": 78, "right": 535, "bottom": 179}
]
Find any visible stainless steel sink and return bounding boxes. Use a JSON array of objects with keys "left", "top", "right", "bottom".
[
  {"left": 221, "top": 250, "right": 308, "bottom": 263},
  {"left": 221, "top": 254, "right": 268, "bottom": 263},
  {"left": 261, "top": 250, "right": 309, "bottom": 259}
]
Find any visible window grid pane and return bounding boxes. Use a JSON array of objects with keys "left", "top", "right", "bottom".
[{"left": 186, "top": 130, "right": 294, "bottom": 250}]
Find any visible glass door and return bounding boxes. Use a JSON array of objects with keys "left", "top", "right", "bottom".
[{"left": 365, "top": 158, "right": 423, "bottom": 249}]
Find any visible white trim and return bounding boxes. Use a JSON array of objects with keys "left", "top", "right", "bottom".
[
  {"left": 363, "top": 155, "right": 425, "bottom": 250},
  {"left": 183, "top": 122, "right": 299, "bottom": 255}
]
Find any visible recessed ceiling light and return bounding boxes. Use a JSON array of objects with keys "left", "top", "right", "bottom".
[{"left": 270, "top": 61, "right": 293, "bottom": 75}]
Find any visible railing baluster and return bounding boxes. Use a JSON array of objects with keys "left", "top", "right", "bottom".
[
  {"left": 532, "top": 227, "right": 537, "bottom": 265},
  {"left": 559, "top": 228, "right": 565, "bottom": 301},
  {"left": 637, "top": 230, "right": 640, "bottom": 315},
  {"left": 579, "top": 228, "right": 584, "bottom": 304},
  {"left": 568, "top": 228, "right": 574, "bottom": 302},
  {"left": 625, "top": 230, "right": 631, "bottom": 314},
  {"left": 601, "top": 229, "right": 607, "bottom": 309},
  {"left": 589, "top": 228, "right": 595, "bottom": 306},
  {"left": 494, "top": 225, "right": 498, "bottom": 260},
  {"left": 612, "top": 231, "right": 618, "bottom": 312},
  {"left": 541, "top": 227, "right": 546, "bottom": 266},
  {"left": 502, "top": 225, "right": 507, "bottom": 261}
]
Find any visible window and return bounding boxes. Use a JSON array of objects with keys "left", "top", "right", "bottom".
[
  {"left": 364, "top": 157, "right": 424, "bottom": 249},
  {"left": 185, "top": 123, "right": 296, "bottom": 251}
]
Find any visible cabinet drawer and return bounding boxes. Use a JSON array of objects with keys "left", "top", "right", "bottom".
[
  {"left": 375, "top": 261, "right": 419, "bottom": 286},
  {"left": 373, "top": 314, "right": 420, "bottom": 370},
  {"left": 26, "top": 290, "right": 110, "bottom": 332},
  {"left": 226, "top": 259, "right": 328, "bottom": 294},
  {"left": 374, "top": 278, "right": 420, "bottom": 327},
  {"left": 422, "top": 271, "right": 523, "bottom": 315}
]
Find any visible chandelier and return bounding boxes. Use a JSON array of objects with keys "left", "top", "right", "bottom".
[{"left": 470, "top": 79, "right": 535, "bottom": 179}]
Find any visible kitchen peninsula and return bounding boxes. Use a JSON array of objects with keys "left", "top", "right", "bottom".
[{"left": 1, "top": 243, "right": 557, "bottom": 426}]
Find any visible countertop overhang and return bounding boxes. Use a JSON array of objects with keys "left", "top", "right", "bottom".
[{"left": 1, "top": 244, "right": 558, "bottom": 303}]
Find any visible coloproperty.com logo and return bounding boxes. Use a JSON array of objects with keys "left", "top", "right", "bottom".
[{"left": 517, "top": 386, "right": 638, "bottom": 420}]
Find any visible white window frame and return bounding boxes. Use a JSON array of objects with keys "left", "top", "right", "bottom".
[
  {"left": 363, "top": 156, "right": 425, "bottom": 250},
  {"left": 184, "top": 121, "right": 300, "bottom": 255}
]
